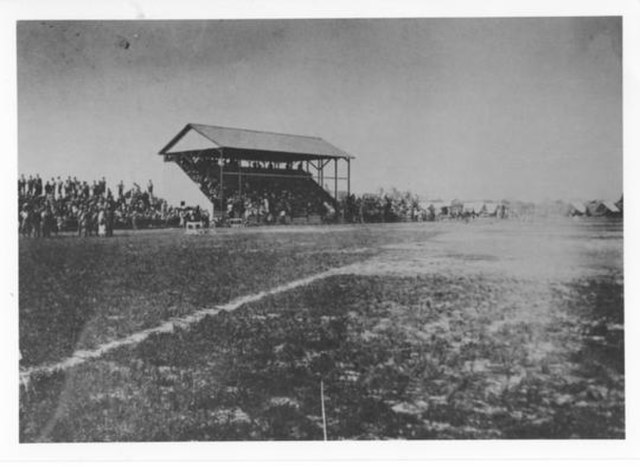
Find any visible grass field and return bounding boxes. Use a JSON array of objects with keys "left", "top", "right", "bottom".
[{"left": 19, "top": 219, "right": 624, "bottom": 441}]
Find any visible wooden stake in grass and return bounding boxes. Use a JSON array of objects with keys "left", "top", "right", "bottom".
[{"left": 320, "top": 379, "right": 328, "bottom": 441}]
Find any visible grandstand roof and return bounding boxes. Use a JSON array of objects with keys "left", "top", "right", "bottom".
[{"left": 159, "top": 123, "right": 354, "bottom": 162}]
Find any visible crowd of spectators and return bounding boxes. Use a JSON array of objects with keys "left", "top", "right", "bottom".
[
  {"left": 218, "top": 177, "right": 334, "bottom": 224},
  {"left": 18, "top": 174, "right": 183, "bottom": 237},
  {"left": 190, "top": 161, "right": 422, "bottom": 226},
  {"left": 340, "top": 192, "right": 543, "bottom": 223},
  {"left": 18, "top": 173, "right": 512, "bottom": 237},
  {"left": 341, "top": 189, "right": 424, "bottom": 223},
  {"left": 184, "top": 158, "right": 335, "bottom": 224}
]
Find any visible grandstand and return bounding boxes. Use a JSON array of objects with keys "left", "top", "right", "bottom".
[{"left": 159, "top": 124, "right": 354, "bottom": 223}]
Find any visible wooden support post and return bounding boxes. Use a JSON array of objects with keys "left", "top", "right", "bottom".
[
  {"left": 347, "top": 158, "right": 351, "bottom": 198},
  {"left": 209, "top": 162, "right": 215, "bottom": 217},
  {"left": 219, "top": 150, "right": 224, "bottom": 218},
  {"left": 334, "top": 158, "right": 338, "bottom": 201}
]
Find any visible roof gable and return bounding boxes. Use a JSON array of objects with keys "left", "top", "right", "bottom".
[
  {"left": 169, "top": 127, "right": 220, "bottom": 153},
  {"left": 160, "top": 123, "right": 353, "bottom": 160}
]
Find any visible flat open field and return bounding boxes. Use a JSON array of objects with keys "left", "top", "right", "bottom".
[{"left": 19, "top": 219, "right": 624, "bottom": 441}]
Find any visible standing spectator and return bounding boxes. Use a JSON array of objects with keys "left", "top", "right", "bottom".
[
  {"left": 77, "top": 207, "right": 87, "bottom": 237},
  {"left": 106, "top": 200, "right": 115, "bottom": 237},
  {"left": 34, "top": 175, "right": 42, "bottom": 197},
  {"left": 147, "top": 179, "right": 154, "bottom": 197},
  {"left": 27, "top": 175, "right": 34, "bottom": 196},
  {"left": 202, "top": 210, "right": 210, "bottom": 228},
  {"left": 42, "top": 208, "right": 54, "bottom": 237},
  {"left": 91, "top": 205, "right": 100, "bottom": 236},
  {"left": 131, "top": 211, "right": 139, "bottom": 230},
  {"left": 65, "top": 177, "right": 72, "bottom": 198},
  {"left": 98, "top": 208, "right": 107, "bottom": 237},
  {"left": 32, "top": 207, "right": 41, "bottom": 237},
  {"left": 56, "top": 211, "right": 64, "bottom": 234},
  {"left": 19, "top": 204, "right": 30, "bottom": 236}
]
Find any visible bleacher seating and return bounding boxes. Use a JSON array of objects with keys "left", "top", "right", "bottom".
[{"left": 172, "top": 158, "right": 337, "bottom": 222}]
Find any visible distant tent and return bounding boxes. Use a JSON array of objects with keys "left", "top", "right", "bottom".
[
  {"left": 567, "top": 201, "right": 587, "bottom": 216},
  {"left": 472, "top": 201, "right": 486, "bottom": 214},
  {"left": 449, "top": 199, "right": 464, "bottom": 216},
  {"left": 423, "top": 201, "right": 446, "bottom": 214},
  {"left": 462, "top": 201, "right": 485, "bottom": 215},
  {"left": 484, "top": 202, "right": 499, "bottom": 215},
  {"left": 419, "top": 201, "right": 431, "bottom": 211},
  {"left": 603, "top": 201, "right": 620, "bottom": 213},
  {"left": 587, "top": 200, "right": 621, "bottom": 217},
  {"left": 585, "top": 201, "right": 599, "bottom": 216}
]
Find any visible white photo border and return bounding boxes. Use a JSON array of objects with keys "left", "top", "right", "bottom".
[{"left": 1, "top": 0, "right": 638, "bottom": 464}]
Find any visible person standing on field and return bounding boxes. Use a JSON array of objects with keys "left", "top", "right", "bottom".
[
  {"left": 19, "top": 204, "right": 30, "bottom": 236},
  {"left": 106, "top": 199, "right": 115, "bottom": 237},
  {"left": 77, "top": 207, "right": 86, "bottom": 237},
  {"left": 98, "top": 208, "right": 107, "bottom": 237},
  {"left": 32, "top": 207, "right": 41, "bottom": 238}
]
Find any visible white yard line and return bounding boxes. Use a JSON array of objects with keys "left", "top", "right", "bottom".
[{"left": 20, "top": 264, "right": 358, "bottom": 383}]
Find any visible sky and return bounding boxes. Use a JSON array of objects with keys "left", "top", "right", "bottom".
[{"left": 17, "top": 17, "right": 622, "bottom": 206}]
